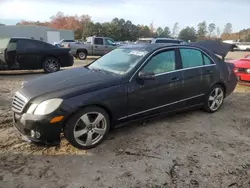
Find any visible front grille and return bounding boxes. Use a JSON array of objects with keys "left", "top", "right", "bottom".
[
  {"left": 12, "top": 92, "right": 28, "bottom": 113},
  {"left": 238, "top": 68, "right": 246, "bottom": 73}
]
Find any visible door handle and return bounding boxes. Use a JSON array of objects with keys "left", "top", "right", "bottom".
[
  {"left": 104, "top": 46, "right": 108, "bottom": 48},
  {"left": 95, "top": 46, "right": 98, "bottom": 48},
  {"left": 171, "top": 77, "right": 180, "bottom": 81},
  {"left": 206, "top": 70, "right": 212, "bottom": 74}
]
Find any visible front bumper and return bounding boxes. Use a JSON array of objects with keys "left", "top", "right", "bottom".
[{"left": 13, "top": 112, "right": 64, "bottom": 144}]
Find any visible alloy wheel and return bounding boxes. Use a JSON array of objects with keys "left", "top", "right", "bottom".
[
  {"left": 73, "top": 112, "right": 107, "bottom": 146},
  {"left": 208, "top": 87, "right": 224, "bottom": 111},
  {"left": 78, "top": 52, "right": 86, "bottom": 60},
  {"left": 45, "top": 59, "right": 59, "bottom": 72}
]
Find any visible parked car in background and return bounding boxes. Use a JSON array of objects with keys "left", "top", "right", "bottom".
[
  {"left": 0, "top": 38, "right": 74, "bottom": 73},
  {"left": 12, "top": 41, "right": 237, "bottom": 149},
  {"left": 70, "top": 36, "right": 117, "bottom": 60},
  {"left": 135, "top": 38, "right": 186, "bottom": 44},
  {"left": 228, "top": 53, "right": 250, "bottom": 82}
]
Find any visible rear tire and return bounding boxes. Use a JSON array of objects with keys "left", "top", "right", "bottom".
[
  {"left": 77, "top": 51, "right": 87, "bottom": 60},
  {"left": 64, "top": 106, "right": 110, "bottom": 149},
  {"left": 203, "top": 85, "right": 225, "bottom": 113},
  {"left": 42, "top": 57, "right": 60, "bottom": 73}
]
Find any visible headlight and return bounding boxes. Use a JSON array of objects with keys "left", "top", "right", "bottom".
[
  {"left": 27, "top": 98, "right": 63, "bottom": 115},
  {"left": 246, "top": 69, "right": 250, "bottom": 73}
]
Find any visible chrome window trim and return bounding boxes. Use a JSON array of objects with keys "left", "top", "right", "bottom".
[
  {"left": 118, "top": 94, "right": 204, "bottom": 120},
  {"left": 129, "top": 46, "right": 216, "bottom": 82}
]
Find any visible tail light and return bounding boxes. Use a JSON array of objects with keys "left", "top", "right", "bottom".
[{"left": 68, "top": 44, "right": 70, "bottom": 48}]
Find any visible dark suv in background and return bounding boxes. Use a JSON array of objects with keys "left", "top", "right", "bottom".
[{"left": 0, "top": 38, "right": 74, "bottom": 73}]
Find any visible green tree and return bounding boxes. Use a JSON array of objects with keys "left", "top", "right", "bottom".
[
  {"left": 178, "top": 27, "right": 197, "bottom": 42},
  {"left": 197, "top": 21, "right": 207, "bottom": 39},
  {"left": 224, "top": 23, "right": 233, "bottom": 34},
  {"left": 216, "top": 27, "right": 221, "bottom": 38},
  {"left": 139, "top": 25, "right": 151, "bottom": 37},
  {"left": 161, "top": 27, "right": 171, "bottom": 37},
  {"left": 156, "top": 27, "right": 164, "bottom": 37},
  {"left": 172, "top": 22, "right": 179, "bottom": 38},
  {"left": 208, "top": 23, "right": 216, "bottom": 37}
]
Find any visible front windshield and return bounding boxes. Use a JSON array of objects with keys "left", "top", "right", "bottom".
[{"left": 88, "top": 48, "right": 148, "bottom": 75}]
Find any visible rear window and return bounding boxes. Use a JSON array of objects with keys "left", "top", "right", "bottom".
[{"left": 0, "top": 38, "right": 10, "bottom": 48}]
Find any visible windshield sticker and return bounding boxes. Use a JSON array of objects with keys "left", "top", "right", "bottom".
[{"left": 129, "top": 51, "right": 146, "bottom": 56}]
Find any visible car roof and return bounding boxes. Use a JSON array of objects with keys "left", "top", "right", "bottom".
[{"left": 120, "top": 43, "right": 189, "bottom": 52}]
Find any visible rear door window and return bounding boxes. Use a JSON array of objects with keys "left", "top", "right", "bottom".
[
  {"left": 94, "top": 38, "right": 104, "bottom": 45},
  {"left": 179, "top": 48, "right": 203, "bottom": 68},
  {"left": 203, "top": 54, "right": 213, "bottom": 65}
]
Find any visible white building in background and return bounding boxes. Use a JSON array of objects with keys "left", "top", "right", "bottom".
[{"left": 0, "top": 25, "right": 74, "bottom": 44}]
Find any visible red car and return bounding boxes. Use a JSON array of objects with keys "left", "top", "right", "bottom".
[{"left": 228, "top": 54, "right": 250, "bottom": 83}]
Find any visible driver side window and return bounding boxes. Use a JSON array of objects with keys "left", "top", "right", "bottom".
[{"left": 142, "top": 50, "right": 176, "bottom": 74}]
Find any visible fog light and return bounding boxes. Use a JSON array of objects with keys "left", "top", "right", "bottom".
[
  {"left": 35, "top": 131, "right": 41, "bottom": 139},
  {"left": 30, "top": 130, "right": 41, "bottom": 139},
  {"left": 31, "top": 130, "right": 35, "bottom": 138}
]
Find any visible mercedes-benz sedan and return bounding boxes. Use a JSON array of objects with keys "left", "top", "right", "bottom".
[{"left": 12, "top": 42, "right": 238, "bottom": 149}]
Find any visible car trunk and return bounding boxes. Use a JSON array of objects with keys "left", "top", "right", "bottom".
[{"left": 0, "top": 38, "right": 10, "bottom": 69}]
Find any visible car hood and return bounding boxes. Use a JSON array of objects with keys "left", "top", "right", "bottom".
[
  {"left": 232, "top": 59, "right": 250, "bottom": 68},
  {"left": 19, "top": 67, "right": 122, "bottom": 101}
]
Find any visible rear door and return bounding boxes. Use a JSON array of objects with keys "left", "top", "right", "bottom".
[
  {"left": 93, "top": 38, "right": 105, "bottom": 56},
  {"left": 178, "top": 48, "right": 205, "bottom": 106},
  {"left": 200, "top": 53, "right": 218, "bottom": 93},
  {"left": 16, "top": 39, "right": 43, "bottom": 69}
]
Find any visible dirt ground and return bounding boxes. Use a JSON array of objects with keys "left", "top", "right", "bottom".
[{"left": 0, "top": 52, "right": 250, "bottom": 188}]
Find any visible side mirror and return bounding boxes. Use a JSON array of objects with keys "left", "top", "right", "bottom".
[
  {"left": 244, "top": 53, "right": 249, "bottom": 58},
  {"left": 138, "top": 71, "right": 155, "bottom": 80}
]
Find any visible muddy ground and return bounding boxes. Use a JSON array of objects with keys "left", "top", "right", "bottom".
[{"left": 0, "top": 52, "right": 250, "bottom": 188}]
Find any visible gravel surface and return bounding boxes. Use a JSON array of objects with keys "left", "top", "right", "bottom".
[{"left": 0, "top": 52, "right": 250, "bottom": 188}]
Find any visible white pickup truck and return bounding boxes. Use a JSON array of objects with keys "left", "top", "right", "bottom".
[{"left": 70, "top": 36, "right": 117, "bottom": 60}]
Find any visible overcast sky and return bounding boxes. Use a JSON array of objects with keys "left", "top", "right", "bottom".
[{"left": 0, "top": 0, "right": 249, "bottom": 32}]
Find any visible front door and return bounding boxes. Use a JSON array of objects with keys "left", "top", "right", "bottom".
[
  {"left": 104, "top": 38, "right": 116, "bottom": 53},
  {"left": 126, "top": 49, "right": 183, "bottom": 121},
  {"left": 93, "top": 38, "right": 106, "bottom": 56}
]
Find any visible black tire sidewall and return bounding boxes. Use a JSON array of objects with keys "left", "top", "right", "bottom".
[
  {"left": 77, "top": 51, "right": 87, "bottom": 60},
  {"left": 42, "top": 57, "right": 60, "bottom": 73},
  {"left": 204, "top": 85, "right": 225, "bottom": 113},
  {"left": 64, "top": 106, "right": 110, "bottom": 149}
]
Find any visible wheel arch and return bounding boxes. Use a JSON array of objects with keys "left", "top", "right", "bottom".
[
  {"left": 213, "top": 82, "right": 226, "bottom": 97},
  {"left": 63, "top": 103, "right": 114, "bottom": 129},
  {"left": 76, "top": 48, "right": 88, "bottom": 54}
]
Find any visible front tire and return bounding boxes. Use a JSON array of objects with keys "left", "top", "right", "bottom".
[
  {"left": 42, "top": 57, "right": 60, "bottom": 73},
  {"left": 64, "top": 106, "right": 110, "bottom": 149},
  {"left": 203, "top": 85, "right": 225, "bottom": 113}
]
